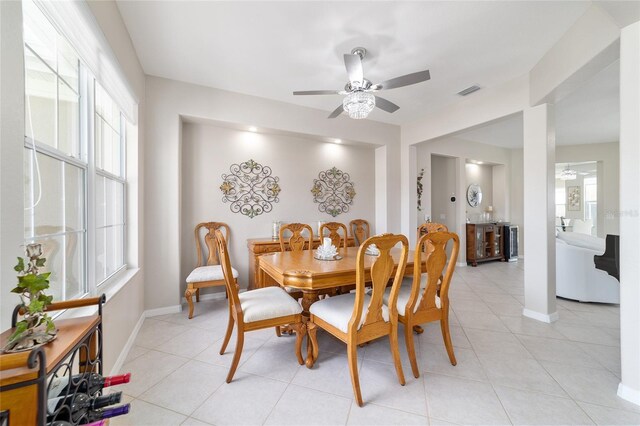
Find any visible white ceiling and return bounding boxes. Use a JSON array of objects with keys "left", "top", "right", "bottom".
[
  {"left": 116, "top": 1, "right": 591, "bottom": 125},
  {"left": 454, "top": 60, "right": 620, "bottom": 148}
]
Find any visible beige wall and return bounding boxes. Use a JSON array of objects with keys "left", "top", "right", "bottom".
[
  {"left": 465, "top": 163, "right": 494, "bottom": 221},
  {"left": 181, "top": 122, "right": 376, "bottom": 292},
  {"left": 144, "top": 76, "right": 400, "bottom": 311}
]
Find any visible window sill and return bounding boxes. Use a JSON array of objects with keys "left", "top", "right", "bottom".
[{"left": 56, "top": 268, "right": 141, "bottom": 320}]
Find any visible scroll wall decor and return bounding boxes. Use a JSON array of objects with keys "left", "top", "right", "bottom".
[
  {"left": 219, "top": 159, "right": 281, "bottom": 218},
  {"left": 310, "top": 167, "right": 356, "bottom": 217}
]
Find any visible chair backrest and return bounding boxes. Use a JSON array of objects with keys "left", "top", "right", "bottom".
[
  {"left": 349, "top": 219, "right": 371, "bottom": 246},
  {"left": 349, "top": 234, "right": 409, "bottom": 333},
  {"left": 417, "top": 222, "right": 448, "bottom": 239},
  {"left": 416, "top": 222, "right": 449, "bottom": 254},
  {"left": 279, "top": 223, "right": 313, "bottom": 252},
  {"left": 214, "top": 229, "right": 243, "bottom": 317},
  {"left": 320, "top": 222, "right": 348, "bottom": 249},
  {"left": 407, "top": 232, "right": 459, "bottom": 315},
  {"left": 194, "top": 222, "right": 230, "bottom": 267}
]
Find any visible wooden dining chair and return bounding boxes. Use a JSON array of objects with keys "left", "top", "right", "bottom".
[
  {"left": 276, "top": 223, "right": 313, "bottom": 335},
  {"left": 307, "top": 233, "right": 409, "bottom": 406},
  {"left": 185, "top": 222, "right": 238, "bottom": 319},
  {"left": 383, "top": 231, "right": 460, "bottom": 378},
  {"left": 279, "top": 223, "right": 314, "bottom": 252},
  {"left": 319, "top": 222, "right": 348, "bottom": 249},
  {"left": 417, "top": 222, "right": 448, "bottom": 239},
  {"left": 349, "top": 219, "right": 371, "bottom": 246},
  {"left": 214, "top": 229, "right": 306, "bottom": 383}
]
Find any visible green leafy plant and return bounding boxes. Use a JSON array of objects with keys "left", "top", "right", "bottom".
[
  {"left": 5, "top": 243, "right": 56, "bottom": 351},
  {"left": 417, "top": 168, "right": 425, "bottom": 211}
]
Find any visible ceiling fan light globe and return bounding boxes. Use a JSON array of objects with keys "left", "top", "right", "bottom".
[{"left": 343, "top": 91, "right": 375, "bottom": 119}]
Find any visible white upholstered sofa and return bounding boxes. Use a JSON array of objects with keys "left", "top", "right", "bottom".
[{"left": 556, "top": 232, "right": 619, "bottom": 303}]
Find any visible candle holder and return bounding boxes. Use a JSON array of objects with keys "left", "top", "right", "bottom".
[{"left": 272, "top": 221, "right": 281, "bottom": 240}]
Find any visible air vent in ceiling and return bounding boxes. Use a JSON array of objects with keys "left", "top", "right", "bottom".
[{"left": 457, "top": 85, "right": 481, "bottom": 96}]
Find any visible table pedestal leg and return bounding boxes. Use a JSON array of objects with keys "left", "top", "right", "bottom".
[
  {"left": 413, "top": 325, "right": 424, "bottom": 334},
  {"left": 301, "top": 290, "right": 319, "bottom": 368}
]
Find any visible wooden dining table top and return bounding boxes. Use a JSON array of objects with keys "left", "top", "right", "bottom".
[{"left": 258, "top": 246, "right": 426, "bottom": 291}]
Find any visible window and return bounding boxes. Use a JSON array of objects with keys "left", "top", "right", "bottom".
[
  {"left": 23, "top": 0, "right": 127, "bottom": 301},
  {"left": 94, "top": 83, "right": 126, "bottom": 284},
  {"left": 555, "top": 186, "right": 566, "bottom": 218}
]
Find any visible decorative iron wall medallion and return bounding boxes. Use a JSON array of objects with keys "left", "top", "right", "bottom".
[
  {"left": 220, "top": 159, "right": 281, "bottom": 218},
  {"left": 310, "top": 167, "right": 356, "bottom": 217}
]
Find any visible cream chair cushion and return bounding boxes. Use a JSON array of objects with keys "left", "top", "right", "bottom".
[
  {"left": 186, "top": 265, "right": 238, "bottom": 283},
  {"left": 310, "top": 293, "right": 389, "bottom": 333},
  {"left": 239, "top": 287, "right": 302, "bottom": 323},
  {"left": 382, "top": 274, "right": 441, "bottom": 316}
]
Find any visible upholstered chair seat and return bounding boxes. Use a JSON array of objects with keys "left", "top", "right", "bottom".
[
  {"left": 238, "top": 287, "right": 303, "bottom": 323},
  {"left": 186, "top": 265, "right": 239, "bottom": 283},
  {"left": 310, "top": 293, "right": 390, "bottom": 333}
]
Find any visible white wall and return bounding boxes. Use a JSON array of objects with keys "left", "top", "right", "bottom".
[
  {"left": 415, "top": 137, "right": 516, "bottom": 263},
  {"left": 556, "top": 142, "right": 619, "bottom": 236},
  {"left": 144, "top": 76, "right": 400, "bottom": 311},
  {"left": 465, "top": 163, "right": 494, "bottom": 221},
  {"left": 181, "top": 122, "right": 376, "bottom": 292}
]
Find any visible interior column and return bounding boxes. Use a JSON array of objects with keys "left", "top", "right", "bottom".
[
  {"left": 617, "top": 20, "right": 640, "bottom": 407},
  {"left": 522, "top": 104, "right": 558, "bottom": 323}
]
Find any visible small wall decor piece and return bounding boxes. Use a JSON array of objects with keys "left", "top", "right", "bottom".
[
  {"left": 417, "top": 168, "right": 425, "bottom": 211},
  {"left": 567, "top": 186, "right": 581, "bottom": 211},
  {"left": 311, "top": 167, "right": 356, "bottom": 217},
  {"left": 220, "top": 159, "right": 281, "bottom": 218}
]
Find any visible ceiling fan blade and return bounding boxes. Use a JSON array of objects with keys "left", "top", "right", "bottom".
[
  {"left": 344, "top": 53, "right": 363, "bottom": 85},
  {"left": 293, "top": 90, "right": 341, "bottom": 96},
  {"left": 327, "top": 104, "right": 344, "bottom": 119},
  {"left": 374, "top": 96, "right": 400, "bottom": 113},
  {"left": 373, "top": 70, "right": 431, "bottom": 91}
]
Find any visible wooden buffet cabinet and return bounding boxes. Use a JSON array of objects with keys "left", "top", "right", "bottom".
[
  {"left": 247, "top": 236, "right": 355, "bottom": 289},
  {"left": 0, "top": 296, "right": 105, "bottom": 425},
  {"left": 466, "top": 223, "right": 506, "bottom": 266}
]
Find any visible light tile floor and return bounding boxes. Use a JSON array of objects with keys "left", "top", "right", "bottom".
[{"left": 112, "top": 261, "right": 640, "bottom": 425}]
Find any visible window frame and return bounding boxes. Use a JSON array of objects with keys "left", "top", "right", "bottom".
[{"left": 23, "top": 1, "right": 129, "bottom": 302}]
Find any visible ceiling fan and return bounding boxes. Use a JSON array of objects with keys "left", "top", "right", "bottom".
[{"left": 293, "top": 47, "right": 431, "bottom": 119}]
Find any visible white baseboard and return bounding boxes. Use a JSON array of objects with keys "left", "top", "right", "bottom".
[
  {"left": 456, "top": 262, "right": 467, "bottom": 267},
  {"left": 618, "top": 383, "right": 640, "bottom": 406},
  {"left": 110, "top": 312, "right": 145, "bottom": 376},
  {"left": 517, "top": 255, "right": 524, "bottom": 259},
  {"left": 145, "top": 304, "right": 182, "bottom": 318},
  {"left": 523, "top": 308, "right": 559, "bottom": 323}
]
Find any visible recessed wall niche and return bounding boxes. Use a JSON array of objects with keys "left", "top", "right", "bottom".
[{"left": 180, "top": 122, "right": 375, "bottom": 292}]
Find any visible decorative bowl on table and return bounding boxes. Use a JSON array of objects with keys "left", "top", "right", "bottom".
[
  {"left": 365, "top": 244, "right": 380, "bottom": 256},
  {"left": 314, "top": 245, "right": 341, "bottom": 260}
]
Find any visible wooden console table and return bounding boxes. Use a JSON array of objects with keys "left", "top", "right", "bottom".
[
  {"left": 466, "top": 223, "right": 506, "bottom": 266},
  {"left": 247, "top": 236, "right": 355, "bottom": 290}
]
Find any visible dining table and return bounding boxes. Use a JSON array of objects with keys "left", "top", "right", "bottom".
[{"left": 257, "top": 246, "right": 427, "bottom": 367}]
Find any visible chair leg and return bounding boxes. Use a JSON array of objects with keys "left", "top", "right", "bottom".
[
  {"left": 347, "top": 341, "right": 364, "bottom": 407},
  {"left": 219, "top": 308, "right": 234, "bottom": 355},
  {"left": 275, "top": 326, "right": 282, "bottom": 337},
  {"left": 404, "top": 323, "right": 420, "bottom": 378},
  {"left": 389, "top": 325, "right": 406, "bottom": 386},
  {"left": 185, "top": 288, "right": 195, "bottom": 319},
  {"left": 293, "top": 323, "right": 306, "bottom": 365},
  {"left": 195, "top": 288, "right": 200, "bottom": 302},
  {"left": 226, "top": 328, "right": 244, "bottom": 383},
  {"left": 441, "top": 316, "right": 457, "bottom": 366}
]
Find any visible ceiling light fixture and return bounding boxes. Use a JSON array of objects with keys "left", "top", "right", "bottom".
[
  {"left": 560, "top": 164, "right": 577, "bottom": 180},
  {"left": 343, "top": 91, "right": 375, "bottom": 119},
  {"left": 248, "top": 126, "right": 257, "bottom": 132},
  {"left": 333, "top": 138, "right": 342, "bottom": 144},
  {"left": 476, "top": 161, "right": 484, "bottom": 165}
]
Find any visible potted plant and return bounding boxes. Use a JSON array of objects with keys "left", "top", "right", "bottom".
[{"left": 3, "top": 243, "right": 57, "bottom": 353}]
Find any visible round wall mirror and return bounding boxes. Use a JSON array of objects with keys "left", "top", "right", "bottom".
[{"left": 466, "top": 184, "right": 483, "bottom": 207}]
